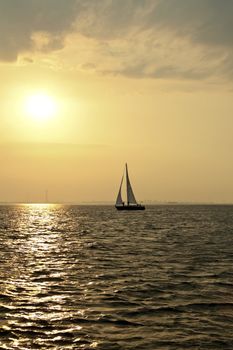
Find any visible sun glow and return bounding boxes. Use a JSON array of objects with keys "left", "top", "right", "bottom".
[{"left": 25, "top": 93, "right": 57, "bottom": 121}]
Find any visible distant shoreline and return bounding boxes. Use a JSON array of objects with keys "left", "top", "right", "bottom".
[{"left": 1, "top": 202, "right": 233, "bottom": 206}]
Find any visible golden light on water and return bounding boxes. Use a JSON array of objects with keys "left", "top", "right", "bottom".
[
  {"left": 23, "top": 203, "right": 57, "bottom": 209},
  {"left": 22, "top": 203, "right": 59, "bottom": 245},
  {"left": 25, "top": 93, "right": 57, "bottom": 121}
]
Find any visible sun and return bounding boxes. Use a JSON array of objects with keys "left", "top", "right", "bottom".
[{"left": 25, "top": 93, "right": 57, "bottom": 121}]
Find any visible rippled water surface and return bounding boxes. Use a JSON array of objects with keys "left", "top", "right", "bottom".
[{"left": 0, "top": 204, "right": 233, "bottom": 349}]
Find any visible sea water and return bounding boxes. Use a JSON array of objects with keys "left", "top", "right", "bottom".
[{"left": 0, "top": 204, "right": 233, "bottom": 349}]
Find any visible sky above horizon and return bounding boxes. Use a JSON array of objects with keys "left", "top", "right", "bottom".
[{"left": 1, "top": 0, "right": 233, "bottom": 203}]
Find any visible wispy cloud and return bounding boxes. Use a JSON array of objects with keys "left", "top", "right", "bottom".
[
  {"left": 1, "top": 0, "right": 233, "bottom": 81},
  {"left": 0, "top": 0, "right": 77, "bottom": 61}
]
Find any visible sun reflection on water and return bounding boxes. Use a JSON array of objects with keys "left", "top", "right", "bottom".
[
  {"left": 0, "top": 204, "right": 101, "bottom": 349},
  {"left": 22, "top": 203, "right": 59, "bottom": 224},
  {"left": 1, "top": 204, "right": 85, "bottom": 347}
]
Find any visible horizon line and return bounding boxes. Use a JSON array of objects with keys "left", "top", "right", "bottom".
[{"left": 1, "top": 201, "right": 233, "bottom": 206}]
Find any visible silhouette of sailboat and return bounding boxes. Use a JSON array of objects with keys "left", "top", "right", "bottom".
[{"left": 115, "top": 163, "right": 145, "bottom": 211}]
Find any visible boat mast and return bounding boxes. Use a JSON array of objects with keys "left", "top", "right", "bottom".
[
  {"left": 125, "top": 163, "right": 137, "bottom": 205},
  {"left": 126, "top": 163, "right": 129, "bottom": 205}
]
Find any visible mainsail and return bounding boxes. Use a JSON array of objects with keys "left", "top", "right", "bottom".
[{"left": 125, "top": 163, "right": 137, "bottom": 205}]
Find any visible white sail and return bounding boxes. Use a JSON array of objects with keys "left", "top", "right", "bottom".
[
  {"left": 116, "top": 174, "right": 124, "bottom": 206},
  {"left": 125, "top": 163, "right": 137, "bottom": 205}
]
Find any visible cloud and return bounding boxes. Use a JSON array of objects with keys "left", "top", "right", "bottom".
[
  {"left": 73, "top": 0, "right": 233, "bottom": 48},
  {"left": 149, "top": 0, "right": 233, "bottom": 48},
  {"left": 1, "top": 0, "right": 233, "bottom": 82},
  {"left": 72, "top": 0, "right": 233, "bottom": 81},
  {"left": 0, "top": 0, "right": 77, "bottom": 61}
]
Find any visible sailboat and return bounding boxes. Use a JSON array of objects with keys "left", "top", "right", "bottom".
[{"left": 115, "top": 163, "right": 145, "bottom": 211}]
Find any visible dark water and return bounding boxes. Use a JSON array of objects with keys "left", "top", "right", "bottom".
[{"left": 0, "top": 205, "right": 233, "bottom": 349}]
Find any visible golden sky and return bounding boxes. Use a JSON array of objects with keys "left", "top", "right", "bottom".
[{"left": 1, "top": 0, "right": 233, "bottom": 203}]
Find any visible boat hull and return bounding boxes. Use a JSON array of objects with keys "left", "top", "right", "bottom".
[{"left": 115, "top": 205, "right": 145, "bottom": 211}]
